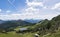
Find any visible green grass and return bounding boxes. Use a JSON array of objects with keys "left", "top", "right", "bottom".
[
  {"left": 44, "top": 30, "right": 60, "bottom": 37},
  {"left": 0, "top": 28, "right": 60, "bottom": 37},
  {"left": 0, "top": 31, "right": 60, "bottom": 37},
  {"left": 0, "top": 31, "right": 36, "bottom": 37},
  {"left": 0, "top": 30, "right": 60, "bottom": 37}
]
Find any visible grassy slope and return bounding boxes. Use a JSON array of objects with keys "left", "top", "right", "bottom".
[
  {"left": 42, "top": 28, "right": 60, "bottom": 37},
  {"left": 0, "top": 30, "right": 60, "bottom": 37},
  {"left": 0, "top": 26, "right": 60, "bottom": 37},
  {"left": 0, "top": 32, "right": 35, "bottom": 37}
]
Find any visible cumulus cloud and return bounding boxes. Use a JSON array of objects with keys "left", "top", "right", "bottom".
[
  {"left": 51, "top": 2, "right": 60, "bottom": 10},
  {"left": 25, "top": 0, "right": 43, "bottom": 14},
  {"left": 26, "top": 2, "right": 43, "bottom": 7},
  {"left": 21, "top": 0, "right": 60, "bottom": 20}
]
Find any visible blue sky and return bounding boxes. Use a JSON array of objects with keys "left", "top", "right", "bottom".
[
  {"left": 0, "top": 0, "right": 26, "bottom": 11},
  {"left": 0, "top": 0, "right": 60, "bottom": 20}
]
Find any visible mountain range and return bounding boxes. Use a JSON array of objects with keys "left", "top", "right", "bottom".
[{"left": 24, "top": 19, "right": 42, "bottom": 23}]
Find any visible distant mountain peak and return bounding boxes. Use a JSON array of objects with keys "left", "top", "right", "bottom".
[{"left": 24, "top": 19, "right": 42, "bottom": 23}]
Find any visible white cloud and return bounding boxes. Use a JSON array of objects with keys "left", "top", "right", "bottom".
[
  {"left": 51, "top": 2, "right": 60, "bottom": 10},
  {"left": 25, "top": 7, "right": 40, "bottom": 14},
  {"left": 6, "top": 10, "right": 11, "bottom": 13},
  {"left": 0, "top": 13, "right": 39, "bottom": 20},
  {"left": 0, "top": 9, "right": 2, "bottom": 12},
  {"left": 25, "top": 0, "right": 43, "bottom": 15},
  {"left": 26, "top": 0, "right": 44, "bottom": 7},
  {"left": 0, "top": 12, "right": 60, "bottom": 20},
  {"left": 0, "top": 14, "right": 21, "bottom": 20}
]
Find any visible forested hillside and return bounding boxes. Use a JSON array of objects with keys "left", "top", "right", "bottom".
[
  {"left": 0, "top": 20, "right": 33, "bottom": 32},
  {"left": 30, "top": 15, "right": 60, "bottom": 35}
]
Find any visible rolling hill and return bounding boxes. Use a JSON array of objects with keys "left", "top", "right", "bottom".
[{"left": 0, "top": 19, "right": 34, "bottom": 32}]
